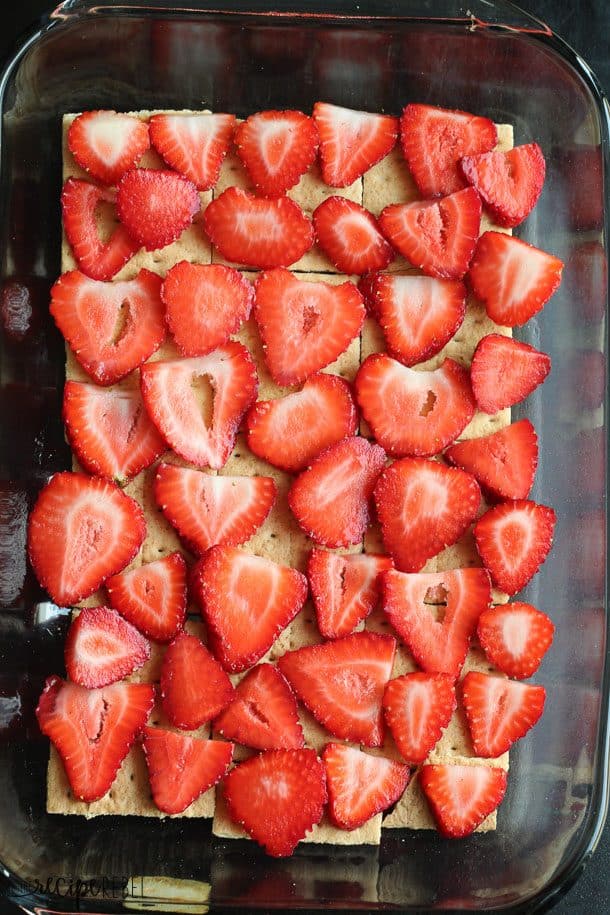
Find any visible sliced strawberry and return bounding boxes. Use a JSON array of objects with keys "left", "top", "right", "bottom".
[
  {"left": 153, "top": 463, "right": 275, "bottom": 555},
  {"left": 420, "top": 763, "right": 507, "bottom": 839},
  {"left": 278, "top": 631, "right": 396, "bottom": 747},
  {"left": 116, "top": 168, "right": 200, "bottom": 251},
  {"left": 308, "top": 549, "right": 393, "bottom": 639},
  {"left": 203, "top": 187, "right": 314, "bottom": 269},
  {"left": 382, "top": 568, "right": 491, "bottom": 678},
  {"left": 245, "top": 373, "right": 358, "bottom": 473},
  {"left": 140, "top": 342, "right": 258, "bottom": 469},
  {"left": 313, "top": 102, "right": 398, "bottom": 187},
  {"left": 358, "top": 272, "right": 379, "bottom": 316},
  {"left": 288, "top": 437, "right": 386, "bottom": 548},
  {"left": 160, "top": 630, "right": 235, "bottom": 730},
  {"left": 445, "top": 419, "right": 539, "bottom": 501},
  {"left": 470, "top": 334, "right": 551, "bottom": 414},
  {"left": 50, "top": 269, "right": 165, "bottom": 386},
  {"left": 461, "top": 671, "right": 546, "bottom": 757},
  {"left": 192, "top": 545, "right": 307, "bottom": 672},
  {"left": 468, "top": 232, "right": 563, "bottom": 326},
  {"left": 323, "top": 742, "right": 410, "bottom": 830},
  {"left": 461, "top": 142, "right": 546, "bottom": 228},
  {"left": 400, "top": 103, "right": 497, "bottom": 198},
  {"left": 477, "top": 602, "right": 555, "bottom": 680},
  {"left": 383, "top": 672, "right": 457, "bottom": 765},
  {"left": 161, "top": 262, "right": 254, "bottom": 357},
  {"left": 355, "top": 355, "right": 476, "bottom": 458},
  {"left": 61, "top": 178, "right": 139, "bottom": 281},
  {"left": 63, "top": 381, "right": 166, "bottom": 484},
  {"left": 149, "top": 112, "right": 236, "bottom": 190},
  {"left": 27, "top": 472, "right": 146, "bottom": 606},
  {"left": 36, "top": 676, "right": 154, "bottom": 803},
  {"left": 223, "top": 749, "right": 327, "bottom": 857},
  {"left": 370, "top": 273, "right": 466, "bottom": 367},
  {"left": 235, "top": 109, "right": 319, "bottom": 197},
  {"left": 253, "top": 268, "right": 365, "bottom": 386},
  {"left": 68, "top": 110, "right": 150, "bottom": 186},
  {"left": 214, "top": 663, "right": 304, "bottom": 751},
  {"left": 65, "top": 606, "right": 150, "bottom": 688},
  {"left": 106, "top": 552, "right": 187, "bottom": 643},
  {"left": 473, "top": 500, "right": 556, "bottom": 595},
  {"left": 374, "top": 458, "right": 481, "bottom": 572},
  {"left": 379, "top": 187, "right": 481, "bottom": 280},
  {"left": 143, "top": 726, "right": 233, "bottom": 815},
  {"left": 312, "top": 197, "right": 394, "bottom": 274}
]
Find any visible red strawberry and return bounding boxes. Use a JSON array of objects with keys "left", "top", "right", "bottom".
[
  {"left": 355, "top": 355, "right": 476, "bottom": 458},
  {"left": 140, "top": 342, "right": 258, "bottom": 469},
  {"left": 116, "top": 168, "right": 200, "bottom": 251},
  {"left": 312, "top": 197, "right": 394, "bottom": 274},
  {"left": 160, "top": 630, "right": 235, "bottom": 730},
  {"left": 149, "top": 112, "right": 236, "bottom": 190},
  {"left": 223, "top": 749, "right": 327, "bottom": 857},
  {"left": 308, "top": 549, "right": 393, "bottom": 639},
  {"left": 420, "top": 763, "right": 507, "bottom": 839},
  {"left": 468, "top": 232, "right": 563, "bottom": 326},
  {"left": 36, "top": 676, "right": 154, "bottom": 802},
  {"left": 143, "top": 727, "right": 233, "bottom": 815},
  {"left": 379, "top": 187, "right": 481, "bottom": 280},
  {"left": 288, "top": 437, "right": 386, "bottom": 548},
  {"left": 63, "top": 381, "right": 166, "bottom": 484},
  {"left": 382, "top": 568, "right": 491, "bottom": 678},
  {"left": 461, "top": 143, "right": 546, "bottom": 228},
  {"left": 253, "top": 268, "right": 365, "bottom": 386},
  {"left": 461, "top": 671, "right": 546, "bottom": 757},
  {"left": 153, "top": 463, "right": 276, "bottom": 555},
  {"left": 27, "top": 472, "right": 146, "bottom": 606},
  {"left": 323, "top": 742, "right": 410, "bottom": 830},
  {"left": 383, "top": 672, "right": 457, "bottom": 765},
  {"left": 374, "top": 459, "right": 481, "bottom": 572},
  {"left": 473, "top": 500, "right": 556, "bottom": 595},
  {"left": 445, "top": 419, "right": 539, "bottom": 501},
  {"left": 68, "top": 110, "right": 150, "bottom": 186},
  {"left": 245, "top": 373, "right": 358, "bottom": 473},
  {"left": 61, "top": 178, "right": 139, "bottom": 281},
  {"left": 313, "top": 102, "right": 398, "bottom": 187},
  {"left": 358, "top": 272, "right": 379, "bottom": 316},
  {"left": 161, "top": 262, "right": 253, "bottom": 357},
  {"left": 400, "top": 103, "right": 497, "bottom": 198},
  {"left": 477, "top": 602, "right": 555, "bottom": 680},
  {"left": 470, "top": 334, "right": 551, "bottom": 414},
  {"left": 370, "top": 273, "right": 466, "bottom": 367},
  {"left": 203, "top": 187, "right": 314, "bottom": 269},
  {"left": 235, "top": 109, "right": 319, "bottom": 197},
  {"left": 50, "top": 269, "right": 165, "bottom": 385},
  {"left": 106, "top": 552, "right": 187, "bottom": 643},
  {"left": 192, "top": 545, "right": 307, "bottom": 672},
  {"left": 65, "top": 606, "right": 150, "bottom": 688},
  {"left": 214, "top": 663, "right": 304, "bottom": 751},
  {"left": 278, "top": 631, "right": 396, "bottom": 747}
]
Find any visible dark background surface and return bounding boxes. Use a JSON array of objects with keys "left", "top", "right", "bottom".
[{"left": 0, "top": 1, "right": 609, "bottom": 913}]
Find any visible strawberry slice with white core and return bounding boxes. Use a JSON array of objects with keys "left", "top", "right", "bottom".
[
  {"left": 461, "top": 671, "right": 546, "bottom": 757},
  {"left": 50, "top": 269, "right": 165, "bottom": 386},
  {"left": 106, "top": 552, "right": 187, "bottom": 643},
  {"left": 140, "top": 342, "right": 258, "bottom": 469},
  {"left": 68, "top": 110, "right": 150, "bottom": 186},
  {"left": 116, "top": 168, "right": 200, "bottom": 251},
  {"left": 308, "top": 550, "right": 394, "bottom": 639},
  {"left": 355, "top": 354, "right": 476, "bottom": 457},
  {"left": 235, "top": 109, "right": 319, "bottom": 197},
  {"left": 253, "top": 268, "right": 365, "bottom": 386},
  {"left": 63, "top": 381, "right": 166, "bottom": 484},
  {"left": 149, "top": 112, "right": 236, "bottom": 190},
  {"left": 420, "top": 763, "right": 507, "bottom": 839},
  {"left": 313, "top": 102, "right": 398, "bottom": 187},
  {"left": 383, "top": 672, "right": 457, "bottom": 765},
  {"left": 65, "top": 606, "right": 150, "bottom": 688},
  {"left": 477, "top": 602, "right": 555, "bottom": 680},
  {"left": 160, "top": 630, "right": 235, "bottom": 729},
  {"left": 323, "top": 742, "right": 410, "bottom": 830},
  {"left": 36, "top": 676, "right": 154, "bottom": 803},
  {"left": 470, "top": 334, "right": 551, "bottom": 414},
  {"left": 460, "top": 143, "right": 546, "bottom": 228},
  {"left": 445, "top": 419, "right": 539, "bottom": 501},
  {"left": 381, "top": 568, "right": 491, "bottom": 678},
  {"left": 313, "top": 197, "right": 395, "bottom": 274},
  {"left": 468, "top": 231, "right": 563, "bottom": 327},
  {"left": 27, "top": 472, "right": 146, "bottom": 607}
]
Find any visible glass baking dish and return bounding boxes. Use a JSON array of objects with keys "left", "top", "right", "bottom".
[{"left": 0, "top": 0, "right": 608, "bottom": 911}]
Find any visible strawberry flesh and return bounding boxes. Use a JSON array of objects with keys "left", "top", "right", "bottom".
[
  {"left": 68, "top": 110, "right": 150, "bottom": 186},
  {"left": 420, "top": 763, "right": 507, "bottom": 838},
  {"left": 460, "top": 143, "right": 546, "bottom": 228},
  {"left": 470, "top": 334, "right": 551, "bottom": 414},
  {"left": 383, "top": 672, "right": 457, "bottom": 765},
  {"left": 65, "top": 606, "right": 150, "bottom": 688},
  {"left": 106, "top": 552, "right": 187, "bottom": 643},
  {"left": 323, "top": 742, "right": 410, "bottom": 830},
  {"left": 313, "top": 196, "right": 394, "bottom": 274},
  {"left": 477, "top": 601, "right": 555, "bottom": 680},
  {"left": 160, "top": 630, "right": 235, "bottom": 730},
  {"left": 445, "top": 419, "right": 539, "bottom": 501},
  {"left": 235, "top": 109, "right": 318, "bottom": 197},
  {"left": 313, "top": 102, "right": 398, "bottom": 187},
  {"left": 308, "top": 549, "right": 393, "bottom": 639},
  {"left": 461, "top": 671, "right": 546, "bottom": 757},
  {"left": 116, "top": 168, "right": 200, "bottom": 251},
  {"left": 149, "top": 112, "right": 236, "bottom": 190}
]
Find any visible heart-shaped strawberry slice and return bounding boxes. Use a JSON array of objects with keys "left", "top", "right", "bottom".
[
  {"left": 117, "top": 168, "right": 200, "bottom": 251},
  {"left": 68, "top": 110, "right": 151, "bottom": 186}
]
